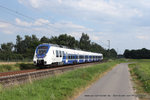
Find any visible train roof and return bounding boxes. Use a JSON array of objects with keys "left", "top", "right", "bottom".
[{"left": 40, "top": 43, "right": 103, "bottom": 55}]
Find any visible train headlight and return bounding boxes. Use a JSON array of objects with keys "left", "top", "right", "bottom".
[{"left": 34, "top": 61, "right": 36, "bottom": 65}]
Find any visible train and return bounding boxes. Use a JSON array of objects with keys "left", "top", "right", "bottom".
[{"left": 33, "top": 43, "right": 103, "bottom": 67}]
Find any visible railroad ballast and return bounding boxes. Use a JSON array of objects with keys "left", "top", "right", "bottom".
[{"left": 33, "top": 43, "right": 103, "bottom": 66}]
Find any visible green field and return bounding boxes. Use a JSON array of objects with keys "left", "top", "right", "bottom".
[
  {"left": 129, "top": 59, "right": 150, "bottom": 99},
  {"left": 0, "top": 60, "right": 123, "bottom": 100},
  {"left": 0, "top": 63, "right": 36, "bottom": 72}
]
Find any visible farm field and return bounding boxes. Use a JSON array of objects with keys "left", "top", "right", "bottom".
[
  {"left": 129, "top": 59, "right": 150, "bottom": 100},
  {"left": 0, "top": 60, "right": 123, "bottom": 100}
]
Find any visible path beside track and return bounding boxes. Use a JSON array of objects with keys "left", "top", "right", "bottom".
[{"left": 75, "top": 63, "right": 137, "bottom": 100}]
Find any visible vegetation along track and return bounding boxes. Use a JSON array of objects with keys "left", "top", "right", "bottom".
[{"left": 0, "top": 62, "right": 102, "bottom": 87}]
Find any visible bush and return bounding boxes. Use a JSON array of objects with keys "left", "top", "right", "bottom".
[{"left": 19, "top": 63, "right": 36, "bottom": 70}]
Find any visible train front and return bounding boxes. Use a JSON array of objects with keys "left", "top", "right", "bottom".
[{"left": 33, "top": 44, "right": 50, "bottom": 66}]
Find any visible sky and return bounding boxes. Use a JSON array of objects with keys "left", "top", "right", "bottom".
[{"left": 0, "top": 0, "right": 150, "bottom": 54}]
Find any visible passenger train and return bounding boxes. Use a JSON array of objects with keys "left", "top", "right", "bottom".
[{"left": 33, "top": 43, "right": 103, "bottom": 66}]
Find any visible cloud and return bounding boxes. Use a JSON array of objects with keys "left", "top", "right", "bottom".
[
  {"left": 13, "top": 18, "right": 104, "bottom": 42},
  {"left": 34, "top": 19, "right": 49, "bottom": 26},
  {"left": 18, "top": 0, "right": 142, "bottom": 18},
  {"left": 136, "top": 35, "right": 149, "bottom": 40},
  {"left": 15, "top": 18, "right": 93, "bottom": 33},
  {"left": 3, "top": 18, "right": 93, "bottom": 36},
  {"left": 29, "top": 0, "right": 40, "bottom": 8},
  {"left": 15, "top": 18, "right": 50, "bottom": 26},
  {"left": 18, "top": 0, "right": 42, "bottom": 8},
  {"left": 16, "top": 18, "right": 32, "bottom": 27},
  {"left": 0, "top": 22, "right": 16, "bottom": 34}
]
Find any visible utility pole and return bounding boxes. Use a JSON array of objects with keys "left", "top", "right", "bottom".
[
  {"left": 108, "top": 40, "right": 110, "bottom": 57},
  {"left": 108, "top": 40, "right": 110, "bottom": 50}
]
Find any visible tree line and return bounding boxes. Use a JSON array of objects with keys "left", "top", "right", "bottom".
[
  {"left": 124, "top": 48, "right": 150, "bottom": 59},
  {"left": 0, "top": 33, "right": 117, "bottom": 61}
]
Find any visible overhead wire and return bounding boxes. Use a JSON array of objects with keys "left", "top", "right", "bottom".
[{"left": 0, "top": 5, "right": 35, "bottom": 21}]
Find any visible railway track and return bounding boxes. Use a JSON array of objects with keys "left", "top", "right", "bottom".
[{"left": 0, "top": 62, "right": 102, "bottom": 87}]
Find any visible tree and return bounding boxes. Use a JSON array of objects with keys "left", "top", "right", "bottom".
[
  {"left": 15, "top": 35, "right": 40, "bottom": 59},
  {"left": 57, "top": 34, "right": 76, "bottom": 48},
  {"left": 110, "top": 48, "right": 117, "bottom": 58},
  {"left": 1, "top": 42, "right": 14, "bottom": 52},
  {"left": 124, "top": 49, "right": 130, "bottom": 58},
  {"left": 49, "top": 36, "right": 58, "bottom": 44},
  {"left": 15, "top": 35, "right": 23, "bottom": 53},
  {"left": 90, "top": 42, "right": 105, "bottom": 53},
  {"left": 123, "top": 48, "right": 150, "bottom": 59},
  {"left": 0, "top": 33, "right": 118, "bottom": 61},
  {"left": 40, "top": 36, "right": 50, "bottom": 43},
  {"left": 79, "top": 33, "right": 90, "bottom": 50}
]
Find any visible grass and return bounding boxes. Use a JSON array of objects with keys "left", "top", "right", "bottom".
[
  {"left": 129, "top": 59, "right": 150, "bottom": 100},
  {"left": 0, "top": 63, "right": 35, "bottom": 72},
  {"left": 0, "top": 64, "right": 20, "bottom": 72},
  {"left": 0, "top": 60, "right": 123, "bottom": 100}
]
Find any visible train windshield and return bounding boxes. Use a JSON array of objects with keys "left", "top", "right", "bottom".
[{"left": 37, "top": 46, "right": 48, "bottom": 55}]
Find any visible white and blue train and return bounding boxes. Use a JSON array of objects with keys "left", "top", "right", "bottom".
[{"left": 33, "top": 43, "right": 103, "bottom": 66}]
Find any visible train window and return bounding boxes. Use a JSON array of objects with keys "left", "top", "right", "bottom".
[
  {"left": 60, "top": 51, "right": 62, "bottom": 57},
  {"left": 75, "top": 55, "right": 77, "bottom": 59},
  {"left": 85, "top": 55, "right": 88, "bottom": 59},
  {"left": 74, "top": 55, "right": 75, "bottom": 59},
  {"left": 63, "top": 51, "right": 65, "bottom": 58},
  {"left": 79, "top": 55, "right": 84, "bottom": 59},
  {"left": 68, "top": 55, "right": 70, "bottom": 59},
  {"left": 62, "top": 51, "right": 64, "bottom": 57},
  {"left": 71, "top": 55, "right": 72, "bottom": 59},
  {"left": 56, "top": 50, "right": 59, "bottom": 57},
  {"left": 79, "top": 55, "right": 81, "bottom": 59}
]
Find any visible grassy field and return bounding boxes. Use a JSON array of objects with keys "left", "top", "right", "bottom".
[
  {"left": 0, "top": 60, "right": 123, "bottom": 100},
  {"left": 0, "top": 63, "right": 36, "bottom": 72},
  {"left": 129, "top": 59, "right": 150, "bottom": 99}
]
